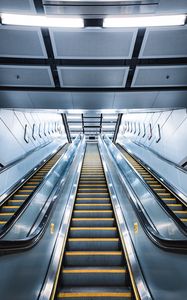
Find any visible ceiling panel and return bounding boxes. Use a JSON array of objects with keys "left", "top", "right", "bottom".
[
  {"left": 140, "top": 26, "right": 187, "bottom": 58},
  {"left": 114, "top": 91, "right": 158, "bottom": 108},
  {"left": 28, "top": 92, "right": 73, "bottom": 109},
  {"left": 50, "top": 28, "right": 137, "bottom": 59},
  {"left": 0, "top": 0, "right": 35, "bottom": 13},
  {"left": 72, "top": 92, "right": 115, "bottom": 109},
  {"left": 58, "top": 67, "right": 129, "bottom": 87},
  {"left": 0, "top": 91, "right": 34, "bottom": 108},
  {"left": 0, "top": 65, "right": 54, "bottom": 87},
  {"left": 132, "top": 66, "right": 187, "bottom": 87},
  {"left": 0, "top": 26, "right": 47, "bottom": 58},
  {"left": 153, "top": 91, "right": 187, "bottom": 108}
]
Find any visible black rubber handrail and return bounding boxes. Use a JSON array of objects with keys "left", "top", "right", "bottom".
[
  {"left": 117, "top": 143, "right": 187, "bottom": 235},
  {"left": 102, "top": 135, "right": 187, "bottom": 252},
  {"left": 0, "top": 135, "right": 83, "bottom": 253}
]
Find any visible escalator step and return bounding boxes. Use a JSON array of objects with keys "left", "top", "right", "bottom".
[
  {"left": 71, "top": 218, "right": 115, "bottom": 227},
  {"left": 75, "top": 204, "right": 112, "bottom": 210},
  {"left": 73, "top": 210, "right": 113, "bottom": 218},
  {"left": 167, "top": 204, "right": 183, "bottom": 211},
  {"left": 66, "top": 238, "right": 120, "bottom": 251},
  {"left": 174, "top": 211, "right": 187, "bottom": 218},
  {"left": 69, "top": 227, "right": 118, "bottom": 238},
  {"left": 76, "top": 199, "right": 110, "bottom": 204},
  {"left": 61, "top": 267, "right": 128, "bottom": 287},
  {"left": 64, "top": 251, "right": 124, "bottom": 266},
  {"left": 1, "top": 205, "right": 20, "bottom": 213},
  {"left": 57, "top": 287, "right": 132, "bottom": 299}
]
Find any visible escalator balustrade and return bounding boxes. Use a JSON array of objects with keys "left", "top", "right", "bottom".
[
  {"left": 118, "top": 145, "right": 187, "bottom": 226},
  {"left": 0, "top": 145, "right": 67, "bottom": 229},
  {"left": 55, "top": 143, "right": 133, "bottom": 300}
]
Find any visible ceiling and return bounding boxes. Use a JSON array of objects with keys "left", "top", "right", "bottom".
[{"left": 0, "top": 0, "right": 187, "bottom": 111}]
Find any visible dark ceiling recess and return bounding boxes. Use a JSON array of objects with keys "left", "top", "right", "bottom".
[{"left": 67, "top": 113, "right": 119, "bottom": 141}]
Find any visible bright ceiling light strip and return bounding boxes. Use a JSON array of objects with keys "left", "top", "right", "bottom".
[
  {"left": 1, "top": 13, "right": 84, "bottom": 28},
  {"left": 103, "top": 14, "right": 186, "bottom": 28}
]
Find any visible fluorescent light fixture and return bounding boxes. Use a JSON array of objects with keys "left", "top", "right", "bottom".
[
  {"left": 1, "top": 13, "right": 84, "bottom": 28},
  {"left": 103, "top": 14, "right": 186, "bottom": 28}
]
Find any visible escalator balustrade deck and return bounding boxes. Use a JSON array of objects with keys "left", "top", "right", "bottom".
[
  {"left": 55, "top": 144, "right": 133, "bottom": 300},
  {"left": 118, "top": 145, "right": 187, "bottom": 226},
  {"left": 0, "top": 146, "right": 67, "bottom": 229}
]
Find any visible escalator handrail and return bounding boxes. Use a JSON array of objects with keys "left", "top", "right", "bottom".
[
  {"left": 0, "top": 143, "right": 69, "bottom": 238},
  {"left": 121, "top": 140, "right": 187, "bottom": 206},
  {"left": 117, "top": 143, "right": 187, "bottom": 235},
  {"left": 0, "top": 135, "right": 83, "bottom": 252},
  {"left": 0, "top": 142, "right": 66, "bottom": 204},
  {"left": 102, "top": 135, "right": 187, "bottom": 252}
]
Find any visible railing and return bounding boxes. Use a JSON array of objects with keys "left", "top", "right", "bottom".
[
  {"left": 0, "top": 134, "right": 85, "bottom": 252},
  {"left": 100, "top": 134, "right": 187, "bottom": 251}
]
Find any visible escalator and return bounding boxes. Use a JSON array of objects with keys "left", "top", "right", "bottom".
[
  {"left": 55, "top": 143, "right": 134, "bottom": 299},
  {"left": 0, "top": 145, "right": 68, "bottom": 230},
  {"left": 118, "top": 144, "right": 187, "bottom": 226}
]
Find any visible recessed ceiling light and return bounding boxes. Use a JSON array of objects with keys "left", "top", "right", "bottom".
[
  {"left": 0, "top": 13, "right": 84, "bottom": 28},
  {"left": 103, "top": 14, "right": 186, "bottom": 28}
]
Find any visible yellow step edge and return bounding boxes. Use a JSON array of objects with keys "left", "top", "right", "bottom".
[
  {"left": 73, "top": 210, "right": 113, "bottom": 213},
  {"left": 17, "top": 189, "right": 33, "bottom": 192},
  {"left": 8, "top": 200, "right": 24, "bottom": 202},
  {"left": 72, "top": 218, "right": 114, "bottom": 221},
  {"left": 13, "top": 194, "right": 29, "bottom": 197},
  {"left": 0, "top": 221, "right": 6, "bottom": 224},
  {"left": 68, "top": 238, "right": 119, "bottom": 242},
  {"left": 0, "top": 213, "right": 14, "bottom": 216},
  {"left": 70, "top": 227, "right": 116, "bottom": 231},
  {"left": 77, "top": 193, "right": 109, "bottom": 195},
  {"left": 65, "top": 251, "right": 122, "bottom": 256},
  {"left": 174, "top": 211, "right": 187, "bottom": 214},
  {"left": 2, "top": 206, "right": 20, "bottom": 209},
  {"left": 181, "top": 219, "right": 187, "bottom": 222},
  {"left": 62, "top": 268, "right": 126, "bottom": 274},
  {"left": 76, "top": 198, "right": 110, "bottom": 200},
  {"left": 78, "top": 188, "right": 108, "bottom": 191},
  {"left": 75, "top": 204, "right": 111, "bottom": 206},
  {"left": 167, "top": 204, "right": 182, "bottom": 207},
  {"left": 57, "top": 291, "right": 131, "bottom": 298}
]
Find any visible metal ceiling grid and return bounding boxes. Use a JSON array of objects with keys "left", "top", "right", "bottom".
[{"left": 0, "top": 0, "right": 186, "bottom": 111}]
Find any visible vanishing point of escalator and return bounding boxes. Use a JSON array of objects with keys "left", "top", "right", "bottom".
[
  {"left": 118, "top": 145, "right": 187, "bottom": 226},
  {"left": 55, "top": 144, "right": 133, "bottom": 299},
  {"left": 0, "top": 145, "right": 67, "bottom": 229}
]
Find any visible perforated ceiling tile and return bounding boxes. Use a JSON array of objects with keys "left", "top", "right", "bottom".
[
  {"left": 0, "top": 26, "right": 47, "bottom": 58},
  {"left": 0, "top": 0, "right": 35, "bottom": 12},
  {"left": 50, "top": 28, "right": 137, "bottom": 59},
  {"left": 57, "top": 67, "right": 129, "bottom": 87},
  {"left": 0, "top": 66, "right": 54, "bottom": 87},
  {"left": 140, "top": 27, "right": 187, "bottom": 58},
  {"left": 132, "top": 66, "right": 187, "bottom": 87}
]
